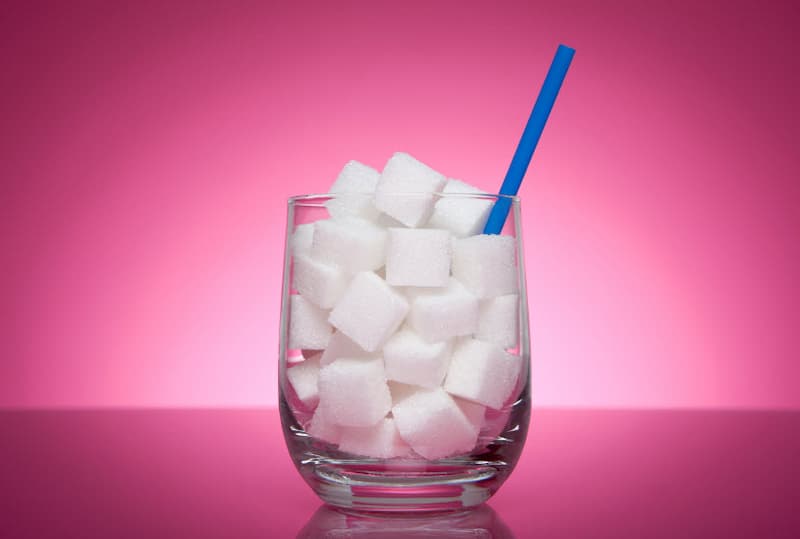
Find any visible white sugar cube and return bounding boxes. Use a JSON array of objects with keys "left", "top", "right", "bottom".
[
  {"left": 385, "top": 228, "right": 451, "bottom": 287},
  {"left": 375, "top": 212, "right": 407, "bottom": 229},
  {"left": 482, "top": 407, "right": 511, "bottom": 441},
  {"left": 374, "top": 152, "right": 446, "bottom": 227},
  {"left": 338, "top": 417, "right": 411, "bottom": 459},
  {"left": 312, "top": 217, "right": 387, "bottom": 274},
  {"left": 328, "top": 272, "right": 409, "bottom": 352},
  {"left": 383, "top": 330, "right": 451, "bottom": 389},
  {"left": 443, "top": 339, "right": 522, "bottom": 410},
  {"left": 290, "top": 223, "right": 315, "bottom": 255},
  {"left": 451, "top": 234, "right": 518, "bottom": 298},
  {"left": 325, "top": 160, "right": 381, "bottom": 221},
  {"left": 293, "top": 253, "right": 350, "bottom": 309},
  {"left": 307, "top": 404, "right": 341, "bottom": 445},
  {"left": 406, "top": 279, "right": 479, "bottom": 343},
  {"left": 286, "top": 355, "right": 321, "bottom": 408},
  {"left": 388, "top": 381, "right": 418, "bottom": 407},
  {"left": 392, "top": 387, "right": 482, "bottom": 460},
  {"left": 318, "top": 358, "right": 392, "bottom": 427},
  {"left": 456, "top": 395, "right": 487, "bottom": 434},
  {"left": 289, "top": 295, "right": 333, "bottom": 350},
  {"left": 427, "top": 179, "right": 493, "bottom": 237},
  {"left": 320, "top": 330, "right": 375, "bottom": 366},
  {"left": 476, "top": 294, "right": 519, "bottom": 349}
]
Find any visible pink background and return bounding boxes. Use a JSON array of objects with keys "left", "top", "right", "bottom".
[{"left": 1, "top": 0, "right": 797, "bottom": 409}]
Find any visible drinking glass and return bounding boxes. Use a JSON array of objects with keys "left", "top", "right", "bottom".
[{"left": 279, "top": 192, "right": 530, "bottom": 512}]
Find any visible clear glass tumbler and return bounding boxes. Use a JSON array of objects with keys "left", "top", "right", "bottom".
[{"left": 279, "top": 192, "right": 530, "bottom": 512}]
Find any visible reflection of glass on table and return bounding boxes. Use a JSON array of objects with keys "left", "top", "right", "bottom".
[{"left": 296, "top": 503, "right": 515, "bottom": 538}]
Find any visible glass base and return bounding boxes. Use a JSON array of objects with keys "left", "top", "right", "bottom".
[
  {"left": 305, "top": 459, "right": 503, "bottom": 512},
  {"left": 280, "top": 384, "right": 530, "bottom": 512}
]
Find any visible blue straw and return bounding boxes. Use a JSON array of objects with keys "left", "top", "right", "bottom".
[{"left": 483, "top": 44, "right": 575, "bottom": 234}]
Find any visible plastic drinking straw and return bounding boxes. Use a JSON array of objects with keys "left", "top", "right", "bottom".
[{"left": 483, "top": 44, "right": 575, "bottom": 234}]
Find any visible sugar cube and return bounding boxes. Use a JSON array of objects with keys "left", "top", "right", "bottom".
[
  {"left": 293, "top": 253, "right": 350, "bottom": 309},
  {"left": 374, "top": 152, "right": 446, "bottom": 227},
  {"left": 481, "top": 407, "right": 511, "bottom": 441},
  {"left": 375, "top": 212, "right": 407, "bottom": 229},
  {"left": 456, "top": 395, "right": 487, "bottom": 435},
  {"left": 443, "top": 339, "right": 522, "bottom": 410},
  {"left": 338, "top": 417, "right": 411, "bottom": 459},
  {"left": 451, "top": 234, "right": 518, "bottom": 298},
  {"left": 307, "top": 404, "right": 341, "bottom": 445},
  {"left": 328, "top": 272, "right": 409, "bottom": 352},
  {"left": 290, "top": 223, "right": 314, "bottom": 256},
  {"left": 406, "top": 279, "right": 479, "bottom": 343},
  {"left": 427, "top": 179, "right": 493, "bottom": 237},
  {"left": 289, "top": 295, "right": 332, "bottom": 350},
  {"left": 320, "top": 330, "right": 375, "bottom": 366},
  {"left": 302, "top": 349, "right": 323, "bottom": 361},
  {"left": 391, "top": 387, "right": 482, "bottom": 459},
  {"left": 383, "top": 330, "right": 451, "bottom": 388},
  {"left": 289, "top": 349, "right": 319, "bottom": 364},
  {"left": 325, "top": 160, "right": 381, "bottom": 221},
  {"left": 318, "top": 358, "right": 392, "bottom": 427},
  {"left": 476, "top": 294, "right": 519, "bottom": 349},
  {"left": 286, "top": 355, "right": 321, "bottom": 408},
  {"left": 388, "top": 381, "right": 418, "bottom": 407},
  {"left": 311, "top": 217, "right": 387, "bottom": 273},
  {"left": 385, "top": 228, "right": 451, "bottom": 287}
]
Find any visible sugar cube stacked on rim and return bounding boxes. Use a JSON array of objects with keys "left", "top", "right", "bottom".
[
  {"left": 374, "top": 152, "right": 446, "bottom": 227},
  {"left": 325, "top": 160, "right": 381, "bottom": 221},
  {"left": 285, "top": 152, "right": 524, "bottom": 459}
]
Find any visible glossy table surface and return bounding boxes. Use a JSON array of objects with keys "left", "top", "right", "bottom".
[{"left": 2, "top": 409, "right": 798, "bottom": 538}]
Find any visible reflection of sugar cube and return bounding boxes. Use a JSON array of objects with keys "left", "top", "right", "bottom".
[
  {"left": 374, "top": 152, "right": 446, "bottom": 227},
  {"left": 286, "top": 355, "right": 321, "bottom": 408},
  {"left": 338, "top": 417, "right": 410, "bottom": 459},
  {"left": 289, "top": 295, "right": 332, "bottom": 350},
  {"left": 318, "top": 358, "right": 392, "bottom": 427},
  {"left": 311, "top": 217, "right": 387, "bottom": 274},
  {"left": 427, "top": 179, "right": 493, "bottom": 238},
  {"left": 293, "top": 253, "right": 349, "bottom": 309},
  {"left": 385, "top": 228, "right": 451, "bottom": 287},
  {"left": 326, "top": 160, "right": 381, "bottom": 221},
  {"left": 383, "top": 330, "right": 451, "bottom": 389},
  {"left": 443, "top": 339, "right": 522, "bottom": 410},
  {"left": 392, "top": 387, "right": 483, "bottom": 460},
  {"left": 406, "top": 279, "right": 478, "bottom": 343},
  {"left": 451, "top": 234, "right": 518, "bottom": 298},
  {"left": 476, "top": 294, "right": 519, "bottom": 349},
  {"left": 329, "top": 272, "right": 409, "bottom": 352}
]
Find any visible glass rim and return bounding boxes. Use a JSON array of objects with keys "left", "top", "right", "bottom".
[{"left": 288, "top": 192, "right": 520, "bottom": 204}]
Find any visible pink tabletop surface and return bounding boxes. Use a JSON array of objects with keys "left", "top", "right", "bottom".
[{"left": 2, "top": 408, "right": 798, "bottom": 538}]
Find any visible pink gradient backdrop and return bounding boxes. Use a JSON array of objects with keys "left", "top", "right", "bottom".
[{"left": 1, "top": 1, "right": 797, "bottom": 408}]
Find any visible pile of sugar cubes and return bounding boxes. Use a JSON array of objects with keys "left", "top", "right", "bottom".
[{"left": 286, "top": 152, "right": 522, "bottom": 460}]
